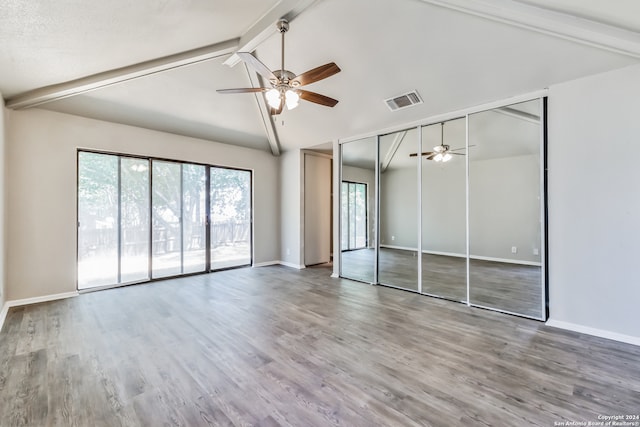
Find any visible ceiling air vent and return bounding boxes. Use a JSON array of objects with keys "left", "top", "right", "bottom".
[{"left": 385, "top": 91, "right": 423, "bottom": 111}]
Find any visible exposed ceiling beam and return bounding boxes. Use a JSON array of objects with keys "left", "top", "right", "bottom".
[
  {"left": 244, "top": 64, "right": 281, "bottom": 156},
  {"left": 381, "top": 131, "right": 407, "bottom": 173},
  {"left": 6, "top": 38, "right": 239, "bottom": 109},
  {"left": 418, "top": 0, "right": 640, "bottom": 58},
  {"left": 223, "top": 0, "right": 321, "bottom": 67},
  {"left": 494, "top": 107, "right": 540, "bottom": 124}
]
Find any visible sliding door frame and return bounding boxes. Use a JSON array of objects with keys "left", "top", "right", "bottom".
[
  {"left": 209, "top": 165, "right": 253, "bottom": 272},
  {"left": 338, "top": 91, "right": 548, "bottom": 321},
  {"left": 341, "top": 180, "right": 369, "bottom": 251},
  {"left": 76, "top": 149, "right": 253, "bottom": 293}
]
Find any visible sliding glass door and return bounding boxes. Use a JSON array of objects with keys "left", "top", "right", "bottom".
[
  {"left": 183, "top": 164, "right": 207, "bottom": 274},
  {"left": 78, "top": 152, "right": 119, "bottom": 288},
  {"left": 121, "top": 157, "right": 150, "bottom": 283},
  {"left": 210, "top": 168, "right": 252, "bottom": 270},
  {"left": 341, "top": 181, "right": 368, "bottom": 251},
  {"left": 152, "top": 161, "right": 182, "bottom": 278},
  {"left": 78, "top": 151, "right": 252, "bottom": 290}
]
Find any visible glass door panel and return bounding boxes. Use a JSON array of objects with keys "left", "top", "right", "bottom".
[
  {"left": 468, "top": 99, "right": 544, "bottom": 318},
  {"left": 210, "top": 168, "right": 252, "bottom": 270},
  {"left": 78, "top": 152, "right": 119, "bottom": 289},
  {"left": 354, "top": 183, "right": 367, "bottom": 248},
  {"left": 340, "top": 137, "right": 376, "bottom": 283},
  {"left": 341, "top": 182, "right": 349, "bottom": 251},
  {"left": 378, "top": 128, "right": 419, "bottom": 291},
  {"left": 421, "top": 119, "right": 468, "bottom": 302},
  {"left": 152, "top": 161, "right": 182, "bottom": 278},
  {"left": 182, "top": 164, "right": 207, "bottom": 274},
  {"left": 120, "top": 157, "right": 150, "bottom": 283},
  {"left": 342, "top": 182, "right": 368, "bottom": 251}
]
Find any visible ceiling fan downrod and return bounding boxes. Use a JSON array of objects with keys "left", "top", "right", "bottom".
[{"left": 277, "top": 19, "right": 289, "bottom": 83}]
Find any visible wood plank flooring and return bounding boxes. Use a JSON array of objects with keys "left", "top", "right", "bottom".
[{"left": 1, "top": 265, "right": 639, "bottom": 426}]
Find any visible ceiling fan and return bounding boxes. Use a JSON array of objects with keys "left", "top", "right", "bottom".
[
  {"left": 217, "top": 19, "right": 341, "bottom": 115},
  {"left": 410, "top": 122, "right": 468, "bottom": 162}
]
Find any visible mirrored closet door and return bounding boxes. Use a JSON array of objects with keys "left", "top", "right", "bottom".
[
  {"left": 338, "top": 97, "right": 546, "bottom": 320},
  {"left": 420, "top": 118, "right": 468, "bottom": 302},
  {"left": 340, "top": 137, "right": 376, "bottom": 283},
  {"left": 378, "top": 128, "right": 419, "bottom": 291},
  {"left": 468, "top": 99, "right": 544, "bottom": 318}
]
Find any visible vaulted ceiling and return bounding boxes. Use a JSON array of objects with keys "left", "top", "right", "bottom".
[{"left": 1, "top": 0, "right": 639, "bottom": 155}]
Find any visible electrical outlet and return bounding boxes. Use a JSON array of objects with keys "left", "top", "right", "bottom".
[
  {"left": 286, "top": 248, "right": 290, "bottom": 255},
  {"left": 511, "top": 246, "right": 517, "bottom": 254},
  {"left": 533, "top": 248, "right": 539, "bottom": 256},
  {"left": 391, "top": 235, "right": 395, "bottom": 241}
]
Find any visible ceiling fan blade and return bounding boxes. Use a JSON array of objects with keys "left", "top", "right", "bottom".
[
  {"left": 449, "top": 144, "right": 477, "bottom": 152},
  {"left": 409, "top": 151, "right": 435, "bottom": 157},
  {"left": 237, "top": 52, "right": 277, "bottom": 82},
  {"left": 292, "top": 62, "right": 341, "bottom": 87},
  {"left": 216, "top": 88, "right": 269, "bottom": 94},
  {"left": 425, "top": 154, "right": 437, "bottom": 160},
  {"left": 451, "top": 153, "right": 465, "bottom": 156},
  {"left": 298, "top": 90, "right": 339, "bottom": 107}
]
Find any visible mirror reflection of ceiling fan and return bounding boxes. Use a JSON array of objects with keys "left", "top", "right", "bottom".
[
  {"left": 217, "top": 19, "right": 341, "bottom": 115},
  {"left": 410, "top": 122, "right": 471, "bottom": 162}
]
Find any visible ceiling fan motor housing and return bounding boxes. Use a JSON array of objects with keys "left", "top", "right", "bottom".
[{"left": 273, "top": 70, "right": 297, "bottom": 87}]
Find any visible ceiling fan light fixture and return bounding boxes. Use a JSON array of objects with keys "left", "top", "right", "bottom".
[
  {"left": 285, "top": 89, "right": 299, "bottom": 110},
  {"left": 266, "top": 88, "right": 281, "bottom": 109},
  {"left": 434, "top": 153, "right": 443, "bottom": 162},
  {"left": 217, "top": 19, "right": 340, "bottom": 114},
  {"left": 442, "top": 152, "right": 452, "bottom": 162}
]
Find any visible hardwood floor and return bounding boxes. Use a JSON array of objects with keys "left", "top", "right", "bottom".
[
  {"left": 342, "top": 248, "right": 543, "bottom": 318},
  {"left": 1, "top": 265, "right": 639, "bottom": 426}
]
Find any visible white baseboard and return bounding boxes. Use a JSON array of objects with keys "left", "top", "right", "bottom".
[
  {"left": 278, "top": 261, "right": 306, "bottom": 270},
  {"left": 6, "top": 291, "right": 79, "bottom": 308},
  {"left": 380, "top": 244, "right": 416, "bottom": 251},
  {"left": 330, "top": 273, "right": 339, "bottom": 278},
  {"left": 252, "top": 261, "right": 280, "bottom": 268},
  {"left": 470, "top": 255, "right": 541, "bottom": 267},
  {"left": 380, "top": 245, "right": 541, "bottom": 266},
  {"left": 546, "top": 319, "right": 640, "bottom": 347},
  {"left": 253, "top": 260, "right": 306, "bottom": 270},
  {"left": 423, "top": 249, "right": 467, "bottom": 258},
  {"left": 0, "top": 291, "right": 78, "bottom": 333}
]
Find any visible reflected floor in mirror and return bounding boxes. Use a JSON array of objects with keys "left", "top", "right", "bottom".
[
  {"left": 469, "top": 258, "right": 542, "bottom": 318},
  {"left": 340, "top": 248, "right": 376, "bottom": 283},
  {"left": 341, "top": 248, "right": 542, "bottom": 318},
  {"left": 379, "top": 248, "right": 420, "bottom": 292}
]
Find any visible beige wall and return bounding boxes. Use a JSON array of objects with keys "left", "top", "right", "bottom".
[
  {"left": 279, "top": 149, "right": 303, "bottom": 268},
  {"left": 547, "top": 63, "right": 640, "bottom": 342},
  {"left": 6, "top": 108, "right": 280, "bottom": 300}
]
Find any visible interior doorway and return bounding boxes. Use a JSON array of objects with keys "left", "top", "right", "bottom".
[{"left": 304, "top": 152, "right": 332, "bottom": 266}]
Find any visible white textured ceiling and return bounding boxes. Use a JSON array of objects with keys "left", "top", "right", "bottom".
[
  {"left": 1, "top": 0, "right": 639, "bottom": 154},
  {"left": 0, "top": 0, "right": 278, "bottom": 95}
]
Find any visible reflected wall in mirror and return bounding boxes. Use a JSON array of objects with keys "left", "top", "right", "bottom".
[
  {"left": 468, "top": 99, "right": 543, "bottom": 318},
  {"left": 340, "top": 137, "right": 376, "bottom": 283},
  {"left": 421, "top": 118, "right": 467, "bottom": 302},
  {"left": 379, "top": 128, "right": 419, "bottom": 291}
]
